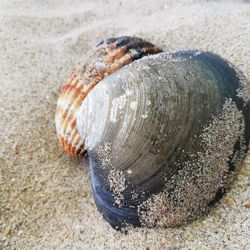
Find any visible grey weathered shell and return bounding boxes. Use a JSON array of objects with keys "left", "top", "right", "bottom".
[{"left": 77, "top": 51, "right": 250, "bottom": 230}]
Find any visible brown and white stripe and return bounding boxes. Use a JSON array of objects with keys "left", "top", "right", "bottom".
[{"left": 55, "top": 36, "right": 162, "bottom": 157}]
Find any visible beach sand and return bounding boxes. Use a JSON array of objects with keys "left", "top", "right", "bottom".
[{"left": 0, "top": 0, "right": 250, "bottom": 249}]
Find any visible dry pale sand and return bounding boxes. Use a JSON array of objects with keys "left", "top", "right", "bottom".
[{"left": 0, "top": 0, "right": 250, "bottom": 249}]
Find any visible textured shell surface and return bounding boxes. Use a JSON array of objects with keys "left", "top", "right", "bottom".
[
  {"left": 77, "top": 51, "right": 250, "bottom": 230},
  {"left": 55, "top": 36, "right": 161, "bottom": 157}
]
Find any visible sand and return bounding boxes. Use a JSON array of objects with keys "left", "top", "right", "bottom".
[{"left": 0, "top": 0, "right": 250, "bottom": 249}]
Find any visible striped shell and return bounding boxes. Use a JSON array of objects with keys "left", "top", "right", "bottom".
[{"left": 55, "top": 36, "right": 162, "bottom": 157}]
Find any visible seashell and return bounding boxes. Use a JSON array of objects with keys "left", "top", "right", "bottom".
[
  {"left": 55, "top": 36, "right": 162, "bottom": 157},
  {"left": 76, "top": 50, "right": 250, "bottom": 230}
]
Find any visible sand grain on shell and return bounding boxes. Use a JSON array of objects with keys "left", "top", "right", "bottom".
[
  {"left": 1, "top": 0, "right": 250, "bottom": 249},
  {"left": 139, "top": 100, "right": 246, "bottom": 227},
  {"left": 108, "top": 169, "right": 127, "bottom": 207}
]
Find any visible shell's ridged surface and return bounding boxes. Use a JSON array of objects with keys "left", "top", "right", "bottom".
[
  {"left": 77, "top": 51, "right": 250, "bottom": 229},
  {"left": 55, "top": 36, "right": 162, "bottom": 157}
]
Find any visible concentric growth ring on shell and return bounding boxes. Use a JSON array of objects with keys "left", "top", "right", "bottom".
[{"left": 77, "top": 50, "right": 250, "bottom": 230}]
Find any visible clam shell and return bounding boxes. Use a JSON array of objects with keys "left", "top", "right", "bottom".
[
  {"left": 77, "top": 51, "right": 250, "bottom": 229},
  {"left": 55, "top": 36, "right": 162, "bottom": 157}
]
